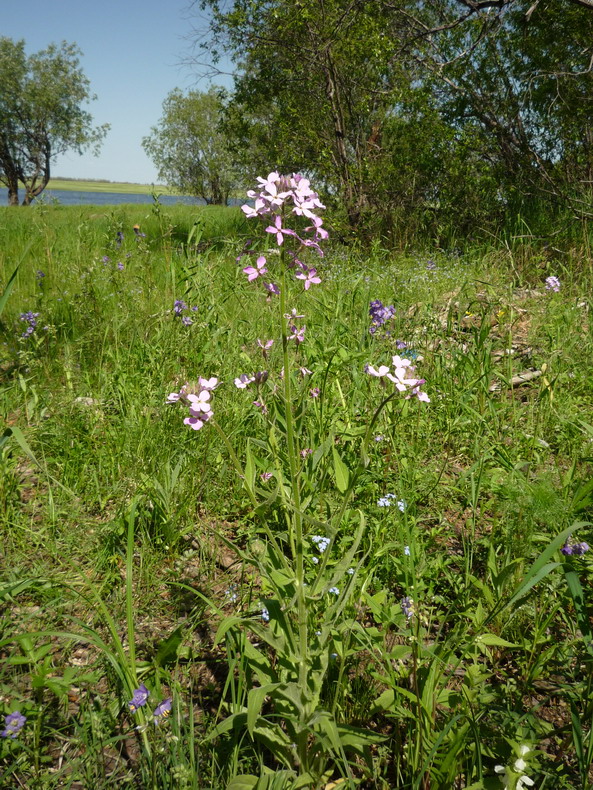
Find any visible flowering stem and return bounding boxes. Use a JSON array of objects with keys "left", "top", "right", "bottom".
[{"left": 279, "top": 249, "right": 308, "bottom": 694}]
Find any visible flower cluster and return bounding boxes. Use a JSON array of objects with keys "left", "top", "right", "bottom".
[
  {"left": 128, "top": 684, "right": 171, "bottom": 724},
  {"left": 369, "top": 299, "right": 396, "bottom": 335},
  {"left": 365, "top": 355, "right": 430, "bottom": 402},
  {"left": 240, "top": 172, "right": 327, "bottom": 293},
  {"left": 1, "top": 711, "right": 26, "bottom": 739},
  {"left": 20, "top": 311, "right": 39, "bottom": 339},
  {"left": 167, "top": 377, "right": 219, "bottom": 430},
  {"left": 311, "top": 534, "right": 330, "bottom": 553},
  {"left": 377, "top": 493, "right": 406, "bottom": 511},
  {"left": 545, "top": 275, "right": 560, "bottom": 292},
  {"left": 173, "top": 300, "right": 197, "bottom": 326},
  {"left": 561, "top": 539, "right": 589, "bottom": 556},
  {"left": 401, "top": 596, "right": 415, "bottom": 620}
]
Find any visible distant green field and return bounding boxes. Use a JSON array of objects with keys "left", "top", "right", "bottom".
[{"left": 45, "top": 178, "right": 175, "bottom": 194}]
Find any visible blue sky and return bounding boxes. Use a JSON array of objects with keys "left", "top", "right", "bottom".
[{"left": 2, "top": 0, "right": 233, "bottom": 184}]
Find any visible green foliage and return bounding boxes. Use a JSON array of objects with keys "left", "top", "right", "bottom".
[
  {"left": 0, "top": 204, "right": 592, "bottom": 787},
  {"left": 0, "top": 37, "right": 108, "bottom": 206},
  {"left": 143, "top": 87, "right": 241, "bottom": 205}
]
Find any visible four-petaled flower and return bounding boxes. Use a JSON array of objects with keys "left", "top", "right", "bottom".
[
  {"left": 295, "top": 267, "right": 321, "bottom": 290},
  {"left": 545, "top": 275, "right": 560, "bottom": 292},
  {"left": 243, "top": 256, "right": 268, "bottom": 281},
  {"left": 265, "top": 215, "right": 293, "bottom": 246},
  {"left": 234, "top": 374, "right": 256, "bottom": 389},
  {"left": 187, "top": 391, "right": 212, "bottom": 414}
]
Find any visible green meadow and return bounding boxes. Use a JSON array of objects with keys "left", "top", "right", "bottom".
[
  {"left": 0, "top": 199, "right": 592, "bottom": 789},
  {"left": 45, "top": 178, "right": 173, "bottom": 194}
]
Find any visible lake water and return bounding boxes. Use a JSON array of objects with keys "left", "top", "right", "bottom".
[{"left": 0, "top": 187, "right": 209, "bottom": 207}]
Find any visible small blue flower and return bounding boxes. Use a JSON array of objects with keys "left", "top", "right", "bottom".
[
  {"left": 153, "top": 698, "right": 172, "bottom": 724},
  {"left": 128, "top": 684, "right": 150, "bottom": 712},
  {"left": 261, "top": 607, "right": 270, "bottom": 622},
  {"left": 329, "top": 587, "right": 339, "bottom": 595},
  {"left": 404, "top": 546, "right": 410, "bottom": 556},
  {"left": 1, "top": 711, "right": 26, "bottom": 739}
]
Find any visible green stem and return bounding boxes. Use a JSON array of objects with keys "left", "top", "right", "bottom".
[{"left": 279, "top": 251, "right": 308, "bottom": 693}]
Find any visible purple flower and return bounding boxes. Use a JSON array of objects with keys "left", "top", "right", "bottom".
[
  {"left": 265, "top": 215, "right": 293, "bottom": 246},
  {"left": 19, "top": 311, "right": 40, "bottom": 339},
  {"left": 184, "top": 412, "right": 212, "bottom": 431},
  {"left": 310, "top": 387, "right": 320, "bottom": 398},
  {"left": 153, "top": 698, "right": 172, "bottom": 724},
  {"left": 116, "top": 231, "right": 124, "bottom": 247},
  {"left": 395, "top": 340, "right": 407, "bottom": 350},
  {"left": 243, "top": 256, "right": 268, "bottom": 281},
  {"left": 264, "top": 281, "right": 280, "bottom": 296},
  {"left": 181, "top": 316, "right": 193, "bottom": 326},
  {"left": 300, "top": 448, "right": 313, "bottom": 458},
  {"left": 234, "top": 373, "right": 255, "bottom": 389},
  {"left": 545, "top": 275, "right": 561, "bottom": 292},
  {"left": 562, "top": 540, "right": 590, "bottom": 556},
  {"left": 128, "top": 684, "right": 150, "bottom": 712},
  {"left": 173, "top": 300, "right": 188, "bottom": 315},
  {"left": 1, "top": 711, "right": 26, "bottom": 739},
  {"left": 401, "top": 596, "right": 414, "bottom": 620},
  {"left": 36, "top": 270, "right": 45, "bottom": 280},
  {"left": 426, "top": 260, "right": 437, "bottom": 271},
  {"left": 117, "top": 262, "right": 124, "bottom": 271},
  {"left": 295, "top": 266, "right": 321, "bottom": 290},
  {"left": 260, "top": 472, "right": 273, "bottom": 481},
  {"left": 329, "top": 587, "right": 339, "bottom": 595},
  {"left": 369, "top": 300, "right": 396, "bottom": 334},
  {"left": 288, "top": 324, "right": 306, "bottom": 344},
  {"left": 133, "top": 224, "right": 146, "bottom": 238},
  {"left": 102, "top": 255, "right": 111, "bottom": 263},
  {"left": 253, "top": 400, "right": 268, "bottom": 414}
]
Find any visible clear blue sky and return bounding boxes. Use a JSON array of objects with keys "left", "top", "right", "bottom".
[{"left": 2, "top": 0, "right": 233, "bottom": 184}]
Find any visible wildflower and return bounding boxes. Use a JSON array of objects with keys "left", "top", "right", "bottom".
[
  {"left": 102, "top": 255, "right": 110, "bottom": 263},
  {"left": 374, "top": 434, "right": 385, "bottom": 442},
  {"left": 401, "top": 596, "right": 414, "bottom": 620},
  {"left": 261, "top": 606, "right": 270, "bottom": 622},
  {"left": 395, "top": 339, "right": 407, "bottom": 350},
  {"left": 117, "top": 262, "right": 124, "bottom": 271},
  {"left": 288, "top": 324, "right": 306, "bottom": 344},
  {"left": 426, "top": 260, "right": 437, "bottom": 271},
  {"left": 299, "top": 367, "right": 312, "bottom": 376},
  {"left": 377, "top": 494, "right": 405, "bottom": 509},
  {"left": 153, "top": 698, "right": 172, "bottom": 724},
  {"left": 284, "top": 308, "right": 305, "bottom": 320},
  {"left": 36, "top": 270, "right": 45, "bottom": 280},
  {"left": 1, "top": 711, "right": 26, "bottom": 739},
  {"left": 198, "top": 376, "right": 219, "bottom": 391},
  {"left": 187, "top": 391, "right": 211, "bottom": 413},
  {"left": 311, "top": 535, "right": 330, "bottom": 552},
  {"left": 347, "top": 567, "right": 355, "bottom": 575},
  {"left": 265, "top": 214, "right": 293, "bottom": 246},
  {"left": 264, "top": 281, "right": 280, "bottom": 296},
  {"left": 173, "top": 299, "right": 188, "bottom": 315},
  {"left": 128, "top": 684, "right": 150, "bottom": 712},
  {"left": 184, "top": 412, "right": 212, "bottom": 431},
  {"left": 312, "top": 556, "right": 319, "bottom": 564},
  {"left": 545, "top": 275, "right": 560, "bottom": 292},
  {"left": 243, "top": 256, "right": 268, "bottom": 281},
  {"left": 257, "top": 338, "right": 274, "bottom": 355},
  {"left": 366, "top": 355, "right": 429, "bottom": 401},
  {"left": 116, "top": 230, "right": 124, "bottom": 247},
  {"left": 234, "top": 373, "right": 255, "bottom": 389},
  {"left": 260, "top": 472, "right": 273, "bottom": 481},
  {"left": 181, "top": 316, "right": 193, "bottom": 326},
  {"left": 295, "top": 266, "right": 321, "bottom": 290},
  {"left": 562, "top": 540, "right": 590, "bottom": 556},
  {"left": 310, "top": 387, "right": 320, "bottom": 398},
  {"left": 254, "top": 370, "right": 269, "bottom": 385},
  {"left": 19, "top": 311, "right": 40, "bottom": 338},
  {"left": 404, "top": 545, "right": 411, "bottom": 555},
  {"left": 365, "top": 364, "right": 390, "bottom": 377},
  {"left": 253, "top": 400, "right": 268, "bottom": 414},
  {"left": 369, "top": 300, "right": 396, "bottom": 334},
  {"left": 300, "top": 447, "right": 313, "bottom": 458},
  {"left": 133, "top": 224, "right": 146, "bottom": 238},
  {"left": 329, "top": 587, "right": 340, "bottom": 595}
]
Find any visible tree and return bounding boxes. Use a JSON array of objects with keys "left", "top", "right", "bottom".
[
  {"left": 0, "top": 38, "right": 108, "bottom": 206},
  {"left": 142, "top": 88, "right": 239, "bottom": 205}
]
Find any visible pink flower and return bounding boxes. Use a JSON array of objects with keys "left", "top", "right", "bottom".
[
  {"left": 365, "top": 364, "right": 390, "bottom": 377},
  {"left": 288, "top": 324, "right": 306, "bottom": 344},
  {"left": 184, "top": 411, "right": 212, "bottom": 431},
  {"left": 257, "top": 339, "right": 274, "bottom": 351},
  {"left": 295, "top": 267, "right": 321, "bottom": 290},
  {"left": 243, "top": 256, "right": 268, "bottom": 281},
  {"left": 234, "top": 374, "right": 255, "bottom": 389},
  {"left": 198, "top": 376, "right": 219, "bottom": 391},
  {"left": 265, "top": 215, "right": 293, "bottom": 246},
  {"left": 187, "top": 390, "right": 212, "bottom": 413},
  {"left": 264, "top": 281, "right": 280, "bottom": 296}
]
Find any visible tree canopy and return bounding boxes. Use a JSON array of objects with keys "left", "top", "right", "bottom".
[
  {"left": 191, "top": 0, "right": 593, "bottom": 240},
  {"left": 0, "top": 38, "right": 108, "bottom": 206},
  {"left": 142, "top": 87, "right": 240, "bottom": 205}
]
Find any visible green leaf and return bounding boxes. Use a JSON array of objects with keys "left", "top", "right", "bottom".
[
  {"left": 154, "top": 626, "right": 184, "bottom": 667},
  {"left": 475, "top": 633, "right": 518, "bottom": 648},
  {"left": 247, "top": 683, "right": 281, "bottom": 736},
  {"left": 0, "top": 242, "right": 32, "bottom": 319},
  {"left": 563, "top": 566, "right": 593, "bottom": 656},
  {"left": 332, "top": 446, "right": 350, "bottom": 493},
  {"left": 226, "top": 777, "right": 259, "bottom": 790}
]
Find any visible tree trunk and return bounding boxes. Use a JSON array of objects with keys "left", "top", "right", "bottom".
[{"left": 7, "top": 185, "right": 19, "bottom": 206}]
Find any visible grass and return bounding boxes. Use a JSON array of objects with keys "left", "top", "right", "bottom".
[
  {"left": 0, "top": 200, "right": 592, "bottom": 789},
  {"left": 45, "top": 178, "right": 174, "bottom": 195}
]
